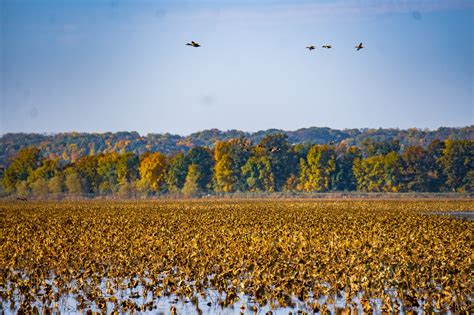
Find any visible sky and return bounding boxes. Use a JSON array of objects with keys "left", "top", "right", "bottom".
[{"left": 0, "top": 0, "right": 473, "bottom": 135}]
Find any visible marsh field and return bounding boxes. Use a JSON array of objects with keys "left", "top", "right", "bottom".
[{"left": 1, "top": 199, "right": 473, "bottom": 314}]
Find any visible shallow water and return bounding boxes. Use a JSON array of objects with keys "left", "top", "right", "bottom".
[
  {"left": 427, "top": 211, "right": 474, "bottom": 221},
  {"left": 1, "top": 275, "right": 440, "bottom": 315}
]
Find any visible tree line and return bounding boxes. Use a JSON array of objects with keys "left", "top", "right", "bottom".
[
  {"left": 2, "top": 126, "right": 472, "bottom": 169},
  {"left": 1, "top": 134, "right": 472, "bottom": 197}
]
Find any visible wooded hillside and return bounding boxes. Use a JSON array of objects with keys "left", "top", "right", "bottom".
[{"left": 2, "top": 126, "right": 472, "bottom": 168}]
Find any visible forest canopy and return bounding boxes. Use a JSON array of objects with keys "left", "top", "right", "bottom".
[
  {"left": 1, "top": 126, "right": 473, "bottom": 168},
  {"left": 1, "top": 131, "right": 472, "bottom": 196}
]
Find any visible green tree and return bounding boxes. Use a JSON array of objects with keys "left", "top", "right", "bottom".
[
  {"left": 187, "top": 147, "right": 214, "bottom": 192},
  {"left": 228, "top": 138, "right": 252, "bottom": 191},
  {"left": 427, "top": 139, "right": 447, "bottom": 191},
  {"left": 361, "top": 139, "right": 400, "bottom": 157},
  {"left": 439, "top": 140, "right": 474, "bottom": 191},
  {"left": 241, "top": 156, "right": 274, "bottom": 192},
  {"left": 353, "top": 152, "right": 405, "bottom": 192},
  {"left": 402, "top": 146, "right": 435, "bottom": 192},
  {"left": 74, "top": 156, "right": 100, "bottom": 193},
  {"left": 383, "top": 152, "right": 405, "bottom": 192},
  {"left": 165, "top": 153, "right": 189, "bottom": 192},
  {"left": 97, "top": 153, "right": 119, "bottom": 194},
  {"left": 353, "top": 155, "right": 383, "bottom": 192},
  {"left": 28, "top": 159, "right": 60, "bottom": 186},
  {"left": 116, "top": 152, "right": 139, "bottom": 183},
  {"left": 257, "top": 134, "right": 292, "bottom": 191},
  {"left": 334, "top": 146, "right": 361, "bottom": 191},
  {"left": 291, "top": 143, "right": 312, "bottom": 190}
]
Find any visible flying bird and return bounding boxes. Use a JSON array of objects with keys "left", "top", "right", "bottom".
[
  {"left": 322, "top": 45, "right": 332, "bottom": 49},
  {"left": 186, "top": 41, "right": 201, "bottom": 47},
  {"left": 306, "top": 45, "right": 316, "bottom": 51},
  {"left": 355, "top": 42, "right": 364, "bottom": 51}
]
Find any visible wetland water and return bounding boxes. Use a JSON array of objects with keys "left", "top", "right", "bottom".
[
  {"left": 0, "top": 278, "right": 431, "bottom": 315},
  {"left": 428, "top": 211, "right": 474, "bottom": 221},
  {"left": 1, "top": 200, "right": 472, "bottom": 314}
]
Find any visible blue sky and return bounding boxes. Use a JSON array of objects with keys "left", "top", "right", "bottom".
[{"left": 1, "top": 0, "right": 473, "bottom": 135}]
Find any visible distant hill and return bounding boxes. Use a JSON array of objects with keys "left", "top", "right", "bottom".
[{"left": 1, "top": 126, "right": 473, "bottom": 167}]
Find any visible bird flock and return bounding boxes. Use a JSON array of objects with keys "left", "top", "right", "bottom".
[{"left": 187, "top": 41, "right": 364, "bottom": 51}]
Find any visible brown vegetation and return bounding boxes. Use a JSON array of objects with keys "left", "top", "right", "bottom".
[{"left": 1, "top": 199, "right": 472, "bottom": 313}]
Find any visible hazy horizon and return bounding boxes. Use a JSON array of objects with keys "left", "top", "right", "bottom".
[
  {"left": 1, "top": 0, "right": 473, "bottom": 135},
  {"left": 1, "top": 124, "right": 472, "bottom": 138}
]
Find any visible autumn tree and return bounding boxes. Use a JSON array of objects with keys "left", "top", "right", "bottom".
[
  {"left": 353, "top": 152, "right": 405, "bottom": 192},
  {"left": 16, "top": 181, "right": 30, "bottom": 198},
  {"left": 1, "top": 138, "right": 472, "bottom": 196},
  {"left": 138, "top": 152, "right": 167, "bottom": 193},
  {"left": 299, "top": 145, "right": 337, "bottom": 192},
  {"left": 182, "top": 164, "right": 201, "bottom": 197},
  {"left": 31, "top": 178, "right": 49, "bottom": 197},
  {"left": 118, "top": 181, "right": 135, "bottom": 198},
  {"left": 3, "top": 147, "right": 42, "bottom": 192},
  {"left": 286, "top": 144, "right": 311, "bottom": 192},
  {"left": 48, "top": 175, "right": 64, "bottom": 195},
  {"left": 353, "top": 155, "right": 385, "bottom": 192},
  {"left": 214, "top": 139, "right": 251, "bottom": 192},
  {"left": 214, "top": 141, "right": 234, "bottom": 192},
  {"left": 64, "top": 171, "right": 83, "bottom": 195},
  {"left": 28, "top": 159, "right": 60, "bottom": 185}
]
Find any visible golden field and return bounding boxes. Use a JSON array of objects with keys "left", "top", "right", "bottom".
[{"left": 0, "top": 199, "right": 473, "bottom": 314}]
